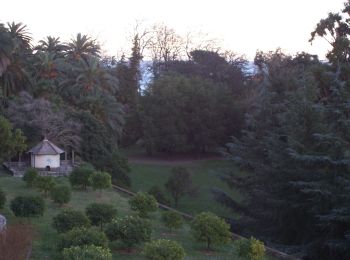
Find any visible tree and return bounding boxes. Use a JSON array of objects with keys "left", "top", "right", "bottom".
[
  {"left": 67, "top": 33, "right": 100, "bottom": 62},
  {"left": 102, "top": 151, "right": 131, "bottom": 187},
  {"left": 0, "top": 188, "right": 6, "bottom": 209},
  {"left": 143, "top": 239, "right": 185, "bottom": 260},
  {"left": 10, "top": 196, "right": 45, "bottom": 218},
  {"left": 50, "top": 185, "right": 72, "bottom": 206},
  {"left": 52, "top": 210, "right": 91, "bottom": 233},
  {"left": 89, "top": 171, "right": 112, "bottom": 195},
  {"left": 85, "top": 203, "right": 117, "bottom": 230},
  {"left": 0, "top": 115, "right": 26, "bottom": 162},
  {"left": 69, "top": 163, "right": 95, "bottom": 190},
  {"left": 62, "top": 245, "right": 112, "bottom": 260},
  {"left": 129, "top": 192, "right": 158, "bottom": 218},
  {"left": 58, "top": 228, "right": 108, "bottom": 252},
  {"left": 148, "top": 186, "right": 170, "bottom": 205},
  {"left": 234, "top": 237, "right": 265, "bottom": 260},
  {"left": 165, "top": 167, "right": 196, "bottom": 208},
  {"left": 34, "top": 176, "right": 55, "bottom": 196},
  {"left": 191, "top": 212, "right": 231, "bottom": 250},
  {"left": 104, "top": 215, "right": 152, "bottom": 249},
  {"left": 22, "top": 168, "right": 38, "bottom": 187},
  {"left": 161, "top": 211, "right": 183, "bottom": 232}
]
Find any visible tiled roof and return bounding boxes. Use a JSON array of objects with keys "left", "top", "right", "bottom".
[{"left": 28, "top": 138, "right": 64, "bottom": 155}]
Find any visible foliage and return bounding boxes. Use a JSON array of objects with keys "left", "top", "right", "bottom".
[
  {"left": 85, "top": 203, "right": 117, "bottom": 230},
  {"left": 141, "top": 73, "right": 245, "bottom": 154},
  {"left": 10, "top": 195, "right": 45, "bottom": 217},
  {"left": 102, "top": 150, "right": 131, "bottom": 187},
  {"left": 62, "top": 245, "right": 112, "bottom": 260},
  {"left": 143, "top": 239, "right": 185, "bottom": 260},
  {"left": 165, "top": 167, "right": 196, "bottom": 208},
  {"left": 129, "top": 192, "right": 158, "bottom": 218},
  {"left": 0, "top": 187, "right": 6, "bottom": 209},
  {"left": 191, "top": 212, "right": 231, "bottom": 250},
  {"left": 234, "top": 237, "right": 265, "bottom": 260},
  {"left": 104, "top": 215, "right": 152, "bottom": 248},
  {"left": 23, "top": 168, "right": 38, "bottom": 187},
  {"left": 52, "top": 209, "right": 91, "bottom": 233},
  {"left": 89, "top": 171, "right": 112, "bottom": 194},
  {"left": 0, "top": 223, "right": 34, "bottom": 260},
  {"left": 34, "top": 175, "right": 55, "bottom": 195},
  {"left": 58, "top": 228, "right": 108, "bottom": 252},
  {"left": 69, "top": 163, "right": 94, "bottom": 190},
  {"left": 161, "top": 211, "right": 183, "bottom": 232},
  {"left": 50, "top": 185, "right": 72, "bottom": 205},
  {"left": 148, "top": 186, "right": 171, "bottom": 206},
  {"left": 0, "top": 115, "right": 26, "bottom": 162}
]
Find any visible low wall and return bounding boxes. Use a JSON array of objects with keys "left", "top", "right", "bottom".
[{"left": 112, "top": 184, "right": 300, "bottom": 260}]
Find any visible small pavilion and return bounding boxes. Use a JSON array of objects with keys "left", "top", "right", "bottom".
[{"left": 28, "top": 138, "right": 65, "bottom": 171}]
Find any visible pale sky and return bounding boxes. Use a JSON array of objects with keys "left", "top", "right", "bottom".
[{"left": 2, "top": 0, "right": 346, "bottom": 60}]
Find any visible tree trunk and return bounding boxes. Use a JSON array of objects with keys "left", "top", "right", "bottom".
[{"left": 207, "top": 237, "right": 211, "bottom": 250}]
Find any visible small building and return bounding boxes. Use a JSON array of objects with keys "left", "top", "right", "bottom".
[{"left": 28, "top": 138, "right": 65, "bottom": 171}]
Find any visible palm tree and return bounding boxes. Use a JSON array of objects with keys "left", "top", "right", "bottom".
[
  {"left": 35, "top": 36, "right": 67, "bottom": 58},
  {"left": 0, "top": 23, "right": 13, "bottom": 77},
  {"left": 0, "top": 22, "right": 32, "bottom": 97},
  {"left": 67, "top": 33, "right": 100, "bottom": 62}
]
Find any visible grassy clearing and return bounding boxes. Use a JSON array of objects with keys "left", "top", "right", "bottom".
[
  {"left": 0, "top": 169, "right": 265, "bottom": 260},
  {"left": 128, "top": 159, "right": 244, "bottom": 219}
]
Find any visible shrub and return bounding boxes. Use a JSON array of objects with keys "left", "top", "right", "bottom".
[
  {"left": 0, "top": 223, "right": 34, "bottom": 260},
  {"left": 89, "top": 171, "right": 111, "bottom": 195},
  {"left": 103, "top": 151, "right": 131, "bottom": 187},
  {"left": 191, "top": 212, "right": 231, "bottom": 250},
  {"left": 34, "top": 175, "right": 55, "bottom": 195},
  {"left": 50, "top": 185, "right": 72, "bottom": 205},
  {"left": 23, "top": 168, "right": 38, "bottom": 187},
  {"left": 85, "top": 203, "right": 117, "bottom": 230},
  {"left": 234, "top": 237, "right": 266, "bottom": 260},
  {"left": 10, "top": 195, "right": 45, "bottom": 217},
  {"left": 148, "top": 186, "right": 171, "bottom": 205},
  {"left": 69, "top": 164, "right": 95, "bottom": 190},
  {"left": 62, "top": 245, "right": 112, "bottom": 260},
  {"left": 53, "top": 210, "right": 91, "bottom": 233},
  {"left": 0, "top": 188, "right": 6, "bottom": 209},
  {"left": 143, "top": 239, "right": 185, "bottom": 260},
  {"left": 129, "top": 192, "right": 158, "bottom": 218},
  {"left": 105, "top": 215, "right": 152, "bottom": 248},
  {"left": 58, "top": 228, "right": 108, "bottom": 252},
  {"left": 161, "top": 211, "right": 183, "bottom": 232}
]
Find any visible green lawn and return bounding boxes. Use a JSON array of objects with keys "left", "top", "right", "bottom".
[
  {"left": 0, "top": 169, "right": 262, "bottom": 260},
  {"left": 128, "top": 159, "right": 244, "bottom": 219}
]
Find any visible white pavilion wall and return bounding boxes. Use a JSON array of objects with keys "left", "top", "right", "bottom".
[{"left": 31, "top": 154, "right": 60, "bottom": 168}]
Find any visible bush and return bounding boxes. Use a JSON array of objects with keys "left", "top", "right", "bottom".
[
  {"left": 161, "top": 211, "right": 183, "bottom": 232},
  {"left": 89, "top": 171, "right": 111, "bottom": 194},
  {"left": 129, "top": 192, "right": 158, "bottom": 218},
  {"left": 58, "top": 228, "right": 108, "bottom": 252},
  {"left": 34, "top": 175, "right": 55, "bottom": 195},
  {"left": 143, "top": 239, "right": 185, "bottom": 260},
  {"left": 0, "top": 188, "right": 6, "bottom": 209},
  {"left": 234, "top": 237, "right": 265, "bottom": 260},
  {"left": 53, "top": 210, "right": 91, "bottom": 233},
  {"left": 10, "top": 195, "right": 45, "bottom": 217},
  {"left": 148, "top": 186, "right": 171, "bottom": 205},
  {"left": 191, "top": 212, "right": 231, "bottom": 250},
  {"left": 23, "top": 168, "right": 38, "bottom": 187},
  {"left": 62, "top": 245, "right": 112, "bottom": 260},
  {"left": 105, "top": 215, "right": 152, "bottom": 248},
  {"left": 85, "top": 203, "right": 117, "bottom": 230},
  {"left": 50, "top": 185, "right": 72, "bottom": 205},
  {"left": 103, "top": 151, "right": 131, "bottom": 187},
  {"left": 69, "top": 164, "right": 95, "bottom": 190}
]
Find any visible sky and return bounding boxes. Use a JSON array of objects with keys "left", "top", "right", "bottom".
[{"left": 1, "top": 0, "right": 346, "bottom": 60}]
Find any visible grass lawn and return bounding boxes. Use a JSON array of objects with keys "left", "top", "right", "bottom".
[
  {"left": 0, "top": 168, "right": 267, "bottom": 260},
  {"left": 128, "top": 159, "right": 244, "bottom": 219}
]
